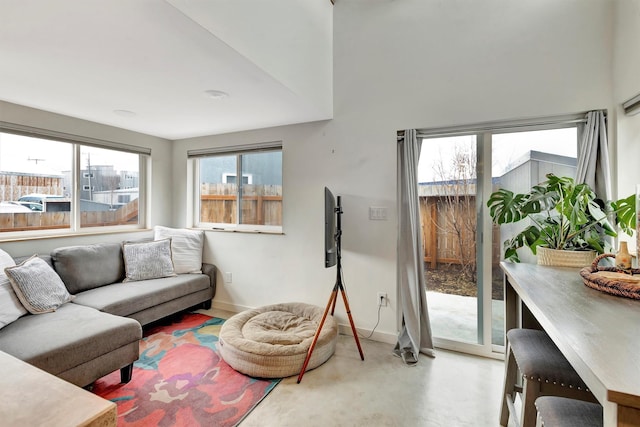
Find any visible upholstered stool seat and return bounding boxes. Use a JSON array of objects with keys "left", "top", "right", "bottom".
[
  {"left": 500, "top": 329, "right": 598, "bottom": 427},
  {"left": 535, "top": 396, "right": 603, "bottom": 427},
  {"left": 219, "top": 302, "right": 338, "bottom": 378}
]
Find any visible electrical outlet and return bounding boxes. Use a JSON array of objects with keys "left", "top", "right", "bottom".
[
  {"left": 377, "top": 292, "right": 388, "bottom": 307},
  {"left": 224, "top": 272, "right": 232, "bottom": 283}
]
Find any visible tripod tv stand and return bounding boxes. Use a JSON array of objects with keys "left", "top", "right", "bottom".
[{"left": 297, "top": 195, "right": 365, "bottom": 383}]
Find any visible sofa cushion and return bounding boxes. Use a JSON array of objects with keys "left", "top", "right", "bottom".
[
  {"left": 71, "top": 274, "right": 210, "bottom": 317},
  {"left": 154, "top": 226, "right": 204, "bottom": 274},
  {"left": 51, "top": 243, "right": 125, "bottom": 294},
  {"left": 5, "top": 256, "right": 74, "bottom": 314},
  {"left": 123, "top": 239, "right": 176, "bottom": 282},
  {"left": 0, "top": 303, "right": 141, "bottom": 377},
  {"left": 0, "top": 249, "right": 27, "bottom": 329}
]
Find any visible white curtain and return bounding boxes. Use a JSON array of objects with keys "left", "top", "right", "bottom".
[
  {"left": 576, "top": 110, "right": 611, "bottom": 201},
  {"left": 395, "top": 129, "right": 435, "bottom": 364}
]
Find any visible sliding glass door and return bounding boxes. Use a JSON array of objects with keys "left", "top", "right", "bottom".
[
  {"left": 419, "top": 125, "right": 578, "bottom": 356},
  {"left": 489, "top": 127, "right": 578, "bottom": 349},
  {"left": 418, "top": 135, "right": 479, "bottom": 344}
]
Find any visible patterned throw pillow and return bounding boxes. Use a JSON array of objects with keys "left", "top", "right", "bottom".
[
  {"left": 0, "top": 249, "right": 27, "bottom": 328},
  {"left": 4, "top": 255, "right": 74, "bottom": 314},
  {"left": 123, "top": 239, "right": 176, "bottom": 282}
]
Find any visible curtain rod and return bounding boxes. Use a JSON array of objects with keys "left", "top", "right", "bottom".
[
  {"left": 397, "top": 111, "right": 605, "bottom": 142},
  {"left": 418, "top": 118, "right": 588, "bottom": 139},
  {"left": 187, "top": 141, "right": 282, "bottom": 158}
]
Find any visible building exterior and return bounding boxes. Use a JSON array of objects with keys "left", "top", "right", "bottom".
[{"left": 62, "top": 167, "right": 139, "bottom": 203}]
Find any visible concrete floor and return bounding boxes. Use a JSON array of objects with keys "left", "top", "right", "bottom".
[
  {"left": 200, "top": 307, "right": 508, "bottom": 427},
  {"left": 428, "top": 292, "right": 505, "bottom": 346}
]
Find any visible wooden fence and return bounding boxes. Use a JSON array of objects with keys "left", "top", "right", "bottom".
[
  {"left": 420, "top": 195, "right": 500, "bottom": 268},
  {"left": 0, "top": 199, "right": 138, "bottom": 232},
  {"left": 200, "top": 183, "right": 282, "bottom": 225},
  {"left": 0, "top": 173, "right": 64, "bottom": 201},
  {"left": 82, "top": 198, "right": 139, "bottom": 228}
]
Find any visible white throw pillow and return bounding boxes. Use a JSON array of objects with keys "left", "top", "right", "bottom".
[
  {"left": 0, "top": 249, "right": 27, "bottom": 329},
  {"left": 153, "top": 226, "right": 204, "bottom": 274},
  {"left": 123, "top": 239, "right": 176, "bottom": 282},
  {"left": 5, "top": 255, "right": 73, "bottom": 314}
]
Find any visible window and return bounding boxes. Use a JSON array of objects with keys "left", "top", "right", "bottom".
[
  {"left": 191, "top": 144, "right": 282, "bottom": 231},
  {"left": 0, "top": 130, "right": 147, "bottom": 236}
]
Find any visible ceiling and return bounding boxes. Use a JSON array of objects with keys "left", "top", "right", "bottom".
[{"left": 0, "top": 0, "right": 333, "bottom": 140}]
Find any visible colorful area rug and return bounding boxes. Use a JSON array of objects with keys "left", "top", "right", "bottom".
[{"left": 93, "top": 313, "right": 280, "bottom": 427}]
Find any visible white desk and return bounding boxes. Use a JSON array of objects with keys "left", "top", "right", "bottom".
[
  {"left": 502, "top": 262, "right": 640, "bottom": 427},
  {"left": 0, "top": 351, "right": 116, "bottom": 426}
]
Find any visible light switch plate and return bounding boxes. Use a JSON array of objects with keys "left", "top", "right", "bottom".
[{"left": 369, "top": 206, "right": 388, "bottom": 220}]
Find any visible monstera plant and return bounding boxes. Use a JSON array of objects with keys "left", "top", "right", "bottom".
[{"left": 487, "top": 174, "right": 636, "bottom": 262}]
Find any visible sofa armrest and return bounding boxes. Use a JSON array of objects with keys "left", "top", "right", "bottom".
[{"left": 201, "top": 263, "right": 217, "bottom": 298}]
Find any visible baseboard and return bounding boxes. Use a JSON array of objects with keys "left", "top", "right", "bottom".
[
  {"left": 211, "top": 300, "right": 252, "bottom": 314},
  {"left": 338, "top": 324, "right": 396, "bottom": 345}
]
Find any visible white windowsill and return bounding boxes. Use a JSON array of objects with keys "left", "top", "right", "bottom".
[{"left": 193, "top": 226, "right": 284, "bottom": 235}]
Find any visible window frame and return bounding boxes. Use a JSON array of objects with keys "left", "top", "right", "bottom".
[
  {"left": 0, "top": 125, "right": 149, "bottom": 240},
  {"left": 191, "top": 143, "right": 283, "bottom": 234}
]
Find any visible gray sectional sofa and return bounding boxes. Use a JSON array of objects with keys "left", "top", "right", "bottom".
[{"left": 0, "top": 241, "right": 216, "bottom": 388}]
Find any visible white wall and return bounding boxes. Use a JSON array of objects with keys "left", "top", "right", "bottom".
[
  {"left": 0, "top": 100, "right": 172, "bottom": 256},
  {"left": 173, "top": 0, "right": 615, "bottom": 342},
  {"left": 613, "top": 0, "right": 640, "bottom": 199}
]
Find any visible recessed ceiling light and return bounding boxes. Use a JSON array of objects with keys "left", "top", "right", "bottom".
[
  {"left": 113, "top": 109, "right": 137, "bottom": 117},
  {"left": 204, "top": 90, "right": 229, "bottom": 100}
]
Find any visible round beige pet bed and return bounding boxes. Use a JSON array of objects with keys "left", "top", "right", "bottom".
[{"left": 219, "top": 302, "right": 338, "bottom": 378}]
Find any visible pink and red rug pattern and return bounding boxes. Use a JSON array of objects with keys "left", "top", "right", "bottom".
[{"left": 93, "top": 313, "right": 280, "bottom": 427}]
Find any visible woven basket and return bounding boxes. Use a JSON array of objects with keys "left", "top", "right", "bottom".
[
  {"left": 536, "top": 247, "right": 596, "bottom": 268},
  {"left": 580, "top": 254, "right": 640, "bottom": 299}
]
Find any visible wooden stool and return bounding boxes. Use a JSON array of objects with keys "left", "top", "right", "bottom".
[
  {"left": 535, "top": 396, "right": 602, "bottom": 427},
  {"left": 500, "top": 329, "right": 598, "bottom": 427}
]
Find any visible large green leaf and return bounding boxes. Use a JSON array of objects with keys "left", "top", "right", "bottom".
[
  {"left": 503, "top": 246, "right": 520, "bottom": 262},
  {"left": 586, "top": 200, "right": 616, "bottom": 235},
  {"left": 522, "top": 185, "right": 558, "bottom": 215},
  {"left": 503, "top": 225, "right": 542, "bottom": 260},
  {"left": 486, "top": 189, "right": 529, "bottom": 224},
  {"left": 545, "top": 174, "right": 575, "bottom": 193},
  {"left": 564, "top": 184, "right": 591, "bottom": 227},
  {"left": 612, "top": 194, "right": 637, "bottom": 236},
  {"left": 585, "top": 233, "right": 606, "bottom": 254}
]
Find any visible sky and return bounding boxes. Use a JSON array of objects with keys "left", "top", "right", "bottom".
[
  {"left": 418, "top": 128, "right": 578, "bottom": 183},
  {"left": 0, "top": 132, "right": 139, "bottom": 175}
]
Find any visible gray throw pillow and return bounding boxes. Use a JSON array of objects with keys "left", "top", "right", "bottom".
[
  {"left": 4, "top": 255, "right": 74, "bottom": 314},
  {"left": 123, "top": 239, "right": 176, "bottom": 282},
  {"left": 52, "top": 243, "right": 125, "bottom": 293}
]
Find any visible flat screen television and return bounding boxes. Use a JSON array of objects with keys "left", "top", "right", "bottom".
[{"left": 324, "top": 187, "right": 338, "bottom": 268}]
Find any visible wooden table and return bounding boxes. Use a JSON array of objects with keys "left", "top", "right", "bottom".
[
  {"left": 0, "top": 351, "right": 116, "bottom": 427},
  {"left": 502, "top": 262, "right": 640, "bottom": 427}
]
